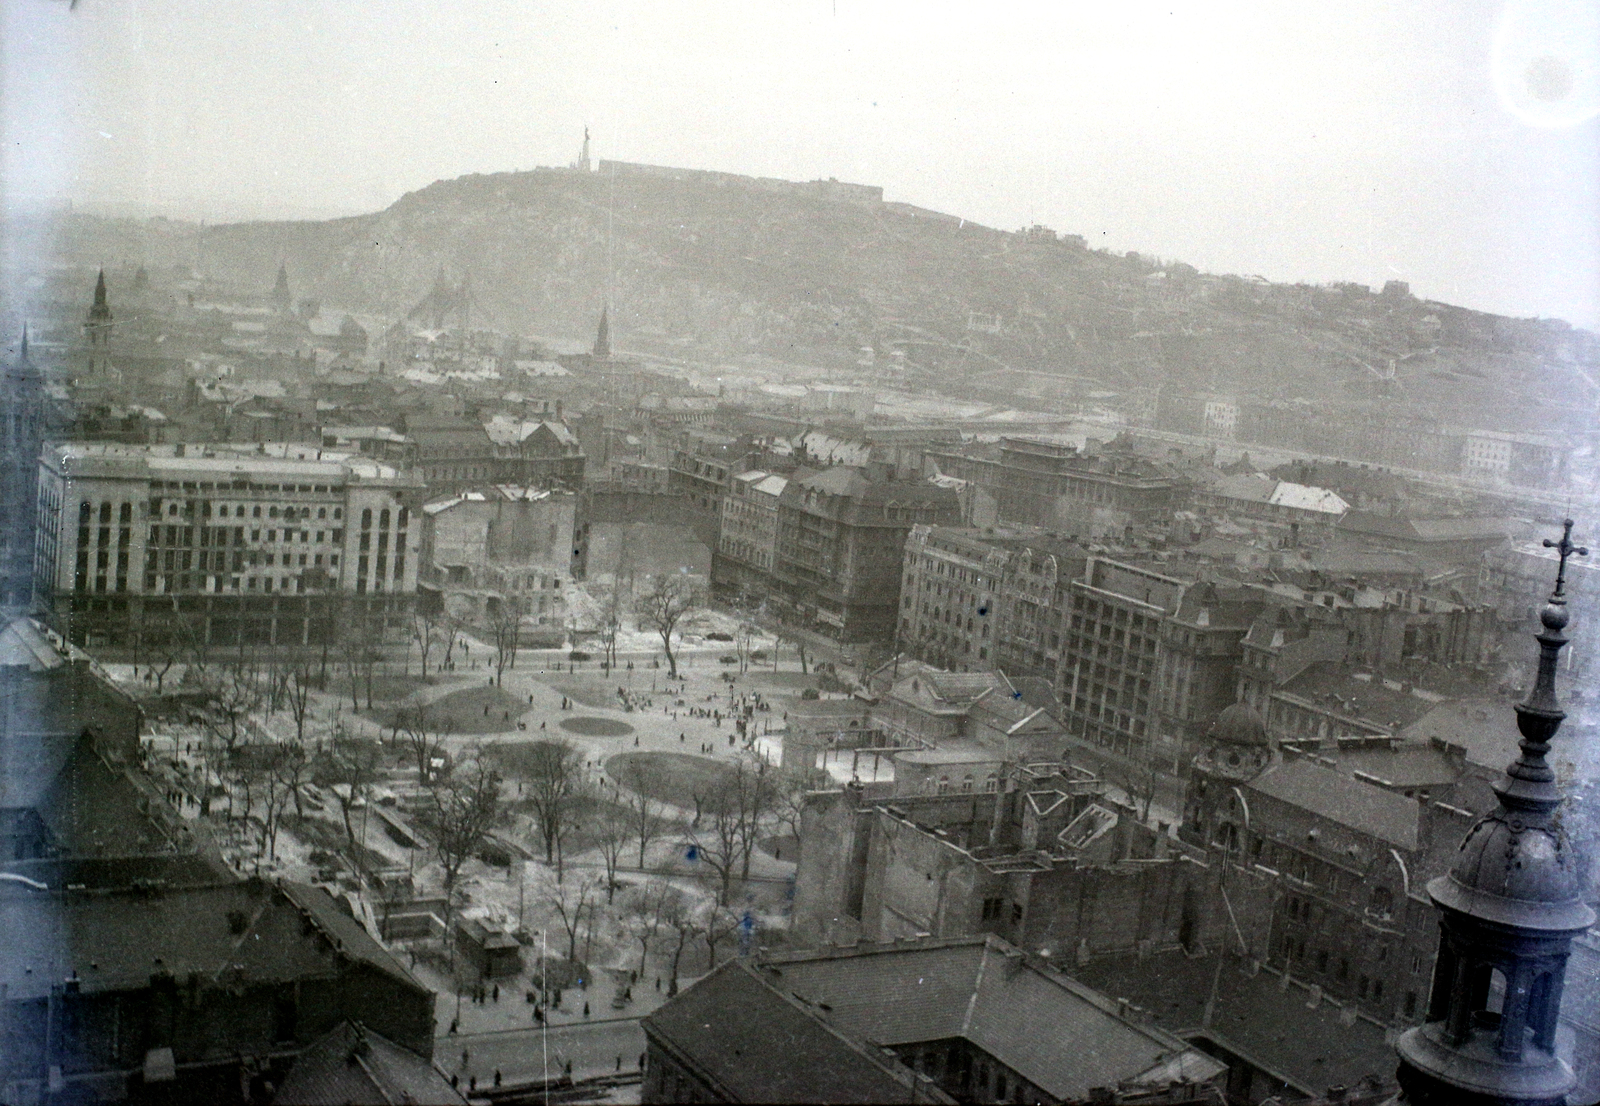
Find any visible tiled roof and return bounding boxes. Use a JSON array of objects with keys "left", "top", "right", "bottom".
[
  {"left": 1069, "top": 950, "right": 1396, "bottom": 1098},
  {"left": 1398, "top": 698, "right": 1521, "bottom": 772},
  {"left": 272, "top": 1020, "right": 467, "bottom": 1105},
  {"left": 643, "top": 959, "right": 925, "bottom": 1103},
  {"left": 1248, "top": 759, "right": 1420, "bottom": 850},
  {"left": 0, "top": 881, "right": 336, "bottom": 1000},
  {"left": 1276, "top": 663, "right": 1443, "bottom": 732},
  {"left": 765, "top": 937, "right": 1223, "bottom": 1101}
]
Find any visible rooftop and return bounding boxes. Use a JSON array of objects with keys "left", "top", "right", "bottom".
[
  {"left": 1247, "top": 758, "right": 1420, "bottom": 851},
  {"left": 760, "top": 936, "right": 1225, "bottom": 1102},
  {"left": 1070, "top": 949, "right": 1396, "bottom": 1099},
  {"left": 644, "top": 957, "right": 934, "bottom": 1104}
]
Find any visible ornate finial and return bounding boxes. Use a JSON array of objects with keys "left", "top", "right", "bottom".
[
  {"left": 1506, "top": 521, "right": 1587, "bottom": 805},
  {"left": 1542, "top": 517, "right": 1587, "bottom": 605}
]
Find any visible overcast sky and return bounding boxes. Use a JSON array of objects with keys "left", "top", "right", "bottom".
[{"left": 4, "top": 1, "right": 1597, "bottom": 326}]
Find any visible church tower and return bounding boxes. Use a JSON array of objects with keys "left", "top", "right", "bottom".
[
  {"left": 593, "top": 305, "right": 611, "bottom": 359},
  {"left": 1393, "top": 520, "right": 1595, "bottom": 1106},
  {"left": 1180, "top": 701, "right": 1271, "bottom": 852},
  {"left": 84, "top": 269, "right": 113, "bottom": 373},
  {"left": 272, "top": 263, "right": 292, "bottom": 314}
]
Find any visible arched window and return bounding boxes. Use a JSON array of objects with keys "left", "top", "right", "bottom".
[
  {"left": 361, "top": 508, "right": 373, "bottom": 528},
  {"left": 379, "top": 508, "right": 390, "bottom": 529}
]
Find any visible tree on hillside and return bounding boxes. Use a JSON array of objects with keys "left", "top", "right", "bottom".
[
  {"left": 522, "top": 740, "right": 586, "bottom": 879},
  {"left": 636, "top": 573, "right": 702, "bottom": 679}
]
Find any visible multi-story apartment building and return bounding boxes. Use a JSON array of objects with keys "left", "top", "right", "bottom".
[
  {"left": 1058, "top": 559, "right": 1188, "bottom": 756},
  {"left": 898, "top": 526, "right": 1093, "bottom": 677},
  {"left": 711, "top": 469, "right": 787, "bottom": 601},
  {"left": 925, "top": 435, "right": 1181, "bottom": 539},
  {"left": 897, "top": 526, "right": 1013, "bottom": 670},
  {"left": 772, "top": 466, "right": 960, "bottom": 643},
  {"left": 405, "top": 415, "right": 584, "bottom": 492},
  {"left": 34, "top": 443, "right": 426, "bottom": 651}
]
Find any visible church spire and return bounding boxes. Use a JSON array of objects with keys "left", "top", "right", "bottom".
[
  {"left": 87, "top": 269, "right": 112, "bottom": 324},
  {"left": 593, "top": 305, "right": 610, "bottom": 359},
  {"left": 272, "top": 263, "right": 292, "bottom": 313},
  {"left": 1393, "top": 519, "right": 1595, "bottom": 1106}
]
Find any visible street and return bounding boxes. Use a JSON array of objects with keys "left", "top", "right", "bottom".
[{"left": 443, "top": 1017, "right": 646, "bottom": 1091}]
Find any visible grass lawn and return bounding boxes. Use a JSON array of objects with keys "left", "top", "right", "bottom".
[
  {"left": 604, "top": 751, "right": 738, "bottom": 809},
  {"left": 560, "top": 716, "right": 634, "bottom": 737},
  {"left": 373, "top": 684, "right": 531, "bottom": 734}
]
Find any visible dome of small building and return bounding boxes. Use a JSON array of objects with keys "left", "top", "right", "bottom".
[
  {"left": 1208, "top": 702, "right": 1268, "bottom": 747},
  {"left": 1431, "top": 809, "right": 1593, "bottom": 931}
]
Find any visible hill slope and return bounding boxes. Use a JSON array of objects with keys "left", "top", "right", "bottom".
[{"left": 25, "top": 164, "right": 1600, "bottom": 432}]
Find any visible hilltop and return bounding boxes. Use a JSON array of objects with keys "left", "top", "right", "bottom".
[{"left": 13, "top": 161, "right": 1600, "bottom": 433}]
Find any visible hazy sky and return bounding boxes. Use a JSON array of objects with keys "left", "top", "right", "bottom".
[{"left": 4, "top": 1, "right": 1597, "bottom": 325}]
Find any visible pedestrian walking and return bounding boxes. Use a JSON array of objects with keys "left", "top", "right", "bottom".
[{"left": 461, "top": 1048, "right": 470, "bottom": 1068}]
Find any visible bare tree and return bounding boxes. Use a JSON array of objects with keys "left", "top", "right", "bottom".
[
  {"left": 775, "top": 623, "right": 810, "bottom": 674},
  {"left": 191, "top": 662, "right": 262, "bottom": 759},
  {"left": 690, "top": 753, "right": 776, "bottom": 904},
  {"left": 271, "top": 740, "right": 313, "bottom": 822},
  {"left": 636, "top": 574, "right": 702, "bottom": 679},
  {"left": 774, "top": 781, "right": 809, "bottom": 852},
  {"left": 623, "top": 879, "right": 675, "bottom": 978},
  {"left": 595, "top": 799, "right": 631, "bottom": 902},
  {"left": 614, "top": 761, "right": 668, "bottom": 867},
  {"left": 598, "top": 587, "right": 623, "bottom": 672},
  {"left": 141, "top": 596, "right": 189, "bottom": 694},
  {"left": 547, "top": 870, "right": 601, "bottom": 965},
  {"left": 490, "top": 594, "right": 526, "bottom": 683},
  {"left": 413, "top": 610, "right": 444, "bottom": 677},
  {"left": 399, "top": 704, "right": 449, "bottom": 784},
  {"left": 439, "top": 615, "right": 464, "bottom": 671},
  {"left": 522, "top": 740, "right": 586, "bottom": 879},
  {"left": 426, "top": 749, "right": 505, "bottom": 896},
  {"left": 736, "top": 620, "right": 756, "bottom": 675},
  {"left": 319, "top": 729, "right": 381, "bottom": 852},
  {"left": 701, "top": 903, "right": 743, "bottom": 970},
  {"left": 661, "top": 887, "right": 700, "bottom": 996},
  {"left": 261, "top": 743, "right": 308, "bottom": 859},
  {"left": 285, "top": 664, "right": 316, "bottom": 745}
]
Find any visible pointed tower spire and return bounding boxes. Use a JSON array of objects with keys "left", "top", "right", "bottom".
[
  {"left": 272, "top": 263, "right": 292, "bottom": 313},
  {"left": 1394, "top": 519, "right": 1595, "bottom": 1106},
  {"left": 593, "top": 305, "right": 610, "bottom": 359},
  {"left": 19, "top": 322, "right": 28, "bottom": 363},
  {"left": 88, "top": 269, "right": 111, "bottom": 322}
]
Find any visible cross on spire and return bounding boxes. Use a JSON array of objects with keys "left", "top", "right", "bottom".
[{"left": 1542, "top": 517, "right": 1587, "bottom": 599}]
